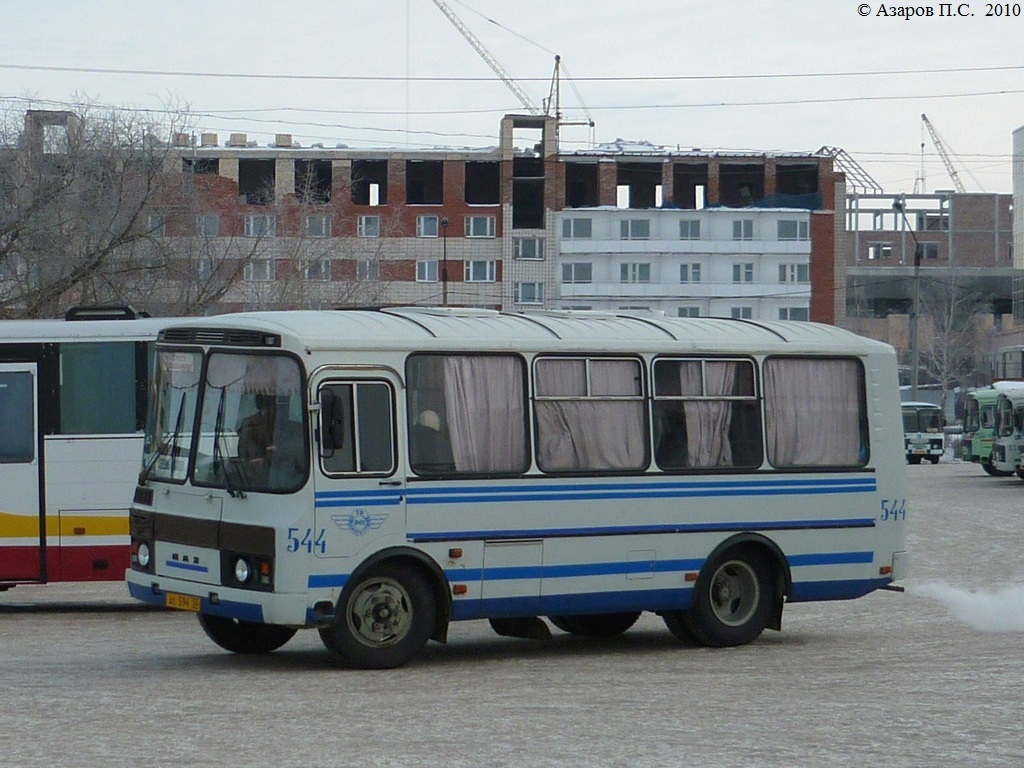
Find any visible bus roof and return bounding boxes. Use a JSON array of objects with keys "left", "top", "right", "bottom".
[
  {"left": 0, "top": 316, "right": 173, "bottom": 344},
  {"left": 157, "top": 308, "right": 895, "bottom": 357}
]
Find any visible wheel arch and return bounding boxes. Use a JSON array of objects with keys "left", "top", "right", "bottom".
[
  {"left": 349, "top": 546, "right": 452, "bottom": 643},
  {"left": 702, "top": 533, "right": 792, "bottom": 632}
]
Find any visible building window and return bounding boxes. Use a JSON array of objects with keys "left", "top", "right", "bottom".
[
  {"left": 464, "top": 260, "right": 496, "bottom": 282},
  {"left": 196, "top": 214, "right": 219, "bottom": 238},
  {"left": 678, "top": 306, "right": 701, "bottom": 317},
  {"left": 779, "top": 307, "right": 809, "bottom": 321},
  {"left": 777, "top": 220, "right": 809, "bottom": 241},
  {"left": 562, "top": 218, "right": 592, "bottom": 239},
  {"left": 146, "top": 214, "right": 165, "bottom": 237},
  {"left": 779, "top": 263, "right": 809, "bottom": 283},
  {"left": 680, "top": 263, "right": 702, "bottom": 283},
  {"left": 305, "top": 214, "right": 331, "bottom": 238},
  {"left": 922, "top": 242, "right": 940, "bottom": 259},
  {"left": 731, "top": 306, "right": 753, "bottom": 319},
  {"left": 198, "top": 256, "right": 215, "bottom": 279},
  {"left": 244, "top": 258, "right": 275, "bottom": 282},
  {"left": 620, "top": 219, "right": 651, "bottom": 240},
  {"left": 304, "top": 259, "right": 331, "bottom": 281},
  {"left": 358, "top": 215, "right": 380, "bottom": 238},
  {"left": 679, "top": 219, "right": 701, "bottom": 240},
  {"left": 514, "top": 237, "right": 544, "bottom": 260},
  {"left": 732, "top": 263, "right": 754, "bottom": 283},
  {"left": 416, "top": 259, "right": 438, "bottom": 282},
  {"left": 732, "top": 219, "right": 754, "bottom": 241},
  {"left": 245, "top": 214, "right": 276, "bottom": 238},
  {"left": 416, "top": 215, "right": 439, "bottom": 238},
  {"left": 357, "top": 260, "right": 380, "bottom": 281},
  {"left": 561, "top": 262, "right": 593, "bottom": 284},
  {"left": 514, "top": 282, "right": 544, "bottom": 304},
  {"left": 620, "top": 262, "right": 651, "bottom": 284},
  {"left": 867, "top": 242, "right": 892, "bottom": 260},
  {"left": 465, "top": 215, "right": 496, "bottom": 238}
]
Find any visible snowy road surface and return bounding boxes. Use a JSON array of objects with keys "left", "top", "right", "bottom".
[{"left": 2, "top": 462, "right": 1022, "bottom": 767}]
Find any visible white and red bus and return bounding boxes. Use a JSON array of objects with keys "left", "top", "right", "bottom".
[{"left": 0, "top": 307, "right": 170, "bottom": 589}]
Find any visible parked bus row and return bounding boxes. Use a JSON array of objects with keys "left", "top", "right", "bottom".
[
  {"left": 124, "top": 307, "right": 909, "bottom": 668},
  {"left": 960, "top": 383, "right": 1024, "bottom": 479}
]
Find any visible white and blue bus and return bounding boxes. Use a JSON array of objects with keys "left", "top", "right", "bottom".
[{"left": 126, "top": 308, "right": 909, "bottom": 668}]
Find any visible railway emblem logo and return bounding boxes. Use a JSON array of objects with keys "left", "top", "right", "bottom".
[{"left": 332, "top": 509, "right": 387, "bottom": 536}]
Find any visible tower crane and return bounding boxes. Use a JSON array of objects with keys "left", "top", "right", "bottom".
[
  {"left": 430, "top": 0, "right": 595, "bottom": 140},
  {"left": 920, "top": 113, "right": 983, "bottom": 193},
  {"left": 431, "top": 0, "right": 542, "bottom": 116}
]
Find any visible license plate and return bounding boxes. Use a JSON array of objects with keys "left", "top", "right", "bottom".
[{"left": 165, "top": 592, "right": 201, "bottom": 612}]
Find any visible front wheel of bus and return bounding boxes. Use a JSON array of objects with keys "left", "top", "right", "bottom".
[
  {"left": 665, "top": 546, "right": 773, "bottom": 648},
  {"left": 197, "top": 614, "right": 297, "bottom": 654},
  {"left": 320, "top": 562, "right": 435, "bottom": 669}
]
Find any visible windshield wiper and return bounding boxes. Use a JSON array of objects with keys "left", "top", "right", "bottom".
[
  {"left": 213, "top": 388, "right": 246, "bottom": 499},
  {"left": 139, "top": 390, "right": 187, "bottom": 485}
]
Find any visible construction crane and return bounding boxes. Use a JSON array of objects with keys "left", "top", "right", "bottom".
[
  {"left": 431, "top": 0, "right": 542, "bottom": 116},
  {"left": 920, "top": 113, "right": 983, "bottom": 193},
  {"left": 430, "top": 0, "right": 594, "bottom": 139}
]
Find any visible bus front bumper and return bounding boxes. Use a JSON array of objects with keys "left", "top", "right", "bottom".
[{"left": 125, "top": 569, "right": 311, "bottom": 627}]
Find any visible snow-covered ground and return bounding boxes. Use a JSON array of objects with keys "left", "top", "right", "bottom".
[{"left": 2, "top": 462, "right": 1022, "bottom": 767}]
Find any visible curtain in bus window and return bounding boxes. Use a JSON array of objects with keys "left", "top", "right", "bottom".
[
  {"left": 764, "top": 358, "right": 863, "bottom": 467},
  {"left": 679, "top": 360, "right": 737, "bottom": 467},
  {"left": 535, "top": 358, "right": 645, "bottom": 472},
  {"left": 442, "top": 355, "right": 527, "bottom": 473}
]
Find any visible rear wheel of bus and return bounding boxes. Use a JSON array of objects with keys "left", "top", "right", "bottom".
[
  {"left": 197, "top": 614, "right": 297, "bottom": 654},
  {"left": 319, "top": 561, "right": 436, "bottom": 669},
  {"left": 663, "top": 545, "right": 774, "bottom": 648}
]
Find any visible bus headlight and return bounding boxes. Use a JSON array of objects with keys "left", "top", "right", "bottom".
[
  {"left": 233, "top": 557, "right": 252, "bottom": 584},
  {"left": 136, "top": 542, "right": 151, "bottom": 569}
]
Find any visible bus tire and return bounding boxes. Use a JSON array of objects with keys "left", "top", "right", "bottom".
[
  {"left": 548, "top": 612, "right": 641, "bottom": 637},
  {"left": 929, "top": 456, "right": 940, "bottom": 464},
  {"left": 669, "top": 546, "right": 773, "bottom": 648},
  {"left": 907, "top": 456, "right": 922, "bottom": 465},
  {"left": 197, "top": 613, "right": 297, "bottom": 654},
  {"left": 320, "top": 561, "right": 435, "bottom": 669}
]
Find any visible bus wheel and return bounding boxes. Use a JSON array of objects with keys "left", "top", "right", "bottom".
[
  {"left": 548, "top": 612, "right": 641, "bottom": 637},
  {"left": 907, "top": 456, "right": 922, "bottom": 465},
  {"left": 929, "top": 456, "right": 940, "bottom": 465},
  {"left": 667, "top": 546, "right": 773, "bottom": 648},
  {"left": 320, "top": 562, "right": 435, "bottom": 669},
  {"left": 197, "top": 614, "right": 297, "bottom": 654}
]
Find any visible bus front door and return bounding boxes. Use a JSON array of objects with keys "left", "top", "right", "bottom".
[
  {"left": 312, "top": 374, "right": 406, "bottom": 563},
  {"left": 0, "top": 363, "right": 42, "bottom": 583}
]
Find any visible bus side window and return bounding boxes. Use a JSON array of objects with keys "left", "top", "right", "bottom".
[{"left": 319, "top": 382, "right": 395, "bottom": 475}]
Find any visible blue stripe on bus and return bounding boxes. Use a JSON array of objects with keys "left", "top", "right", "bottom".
[
  {"left": 305, "top": 551, "right": 872, "bottom": 590},
  {"left": 164, "top": 559, "right": 210, "bottom": 574},
  {"left": 406, "top": 518, "right": 875, "bottom": 542},
  {"left": 313, "top": 476, "right": 877, "bottom": 509}
]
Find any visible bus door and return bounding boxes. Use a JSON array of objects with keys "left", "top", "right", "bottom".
[
  {"left": 312, "top": 373, "right": 405, "bottom": 562},
  {"left": 0, "top": 363, "right": 42, "bottom": 582}
]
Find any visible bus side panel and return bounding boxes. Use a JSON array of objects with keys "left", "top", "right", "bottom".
[{"left": 43, "top": 435, "right": 141, "bottom": 582}]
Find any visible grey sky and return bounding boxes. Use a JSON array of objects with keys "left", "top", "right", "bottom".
[{"left": 2, "top": 0, "right": 1022, "bottom": 193}]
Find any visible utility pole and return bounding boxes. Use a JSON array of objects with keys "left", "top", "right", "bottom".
[{"left": 893, "top": 197, "right": 923, "bottom": 400}]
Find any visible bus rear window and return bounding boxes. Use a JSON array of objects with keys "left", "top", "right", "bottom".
[{"left": 763, "top": 357, "right": 867, "bottom": 468}]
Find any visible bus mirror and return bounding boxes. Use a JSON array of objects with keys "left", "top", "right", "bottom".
[{"left": 319, "top": 388, "right": 345, "bottom": 452}]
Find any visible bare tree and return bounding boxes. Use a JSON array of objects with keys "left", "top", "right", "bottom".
[
  {"left": 918, "top": 277, "right": 991, "bottom": 412},
  {"left": 0, "top": 101, "right": 194, "bottom": 318}
]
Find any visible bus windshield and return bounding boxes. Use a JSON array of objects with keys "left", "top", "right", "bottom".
[
  {"left": 144, "top": 350, "right": 308, "bottom": 493},
  {"left": 902, "top": 407, "right": 942, "bottom": 433}
]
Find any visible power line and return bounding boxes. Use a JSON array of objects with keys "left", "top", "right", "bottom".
[{"left": 2, "top": 61, "right": 1023, "bottom": 83}]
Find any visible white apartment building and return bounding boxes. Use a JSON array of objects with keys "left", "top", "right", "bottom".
[{"left": 553, "top": 207, "right": 813, "bottom": 320}]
